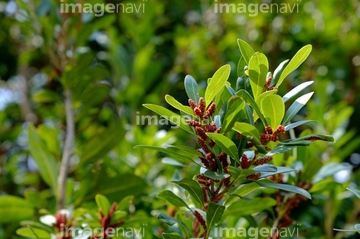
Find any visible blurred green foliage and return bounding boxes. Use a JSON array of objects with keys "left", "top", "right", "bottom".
[{"left": 0, "top": 0, "right": 359, "bottom": 238}]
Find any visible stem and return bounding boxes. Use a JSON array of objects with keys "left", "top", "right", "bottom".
[{"left": 57, "top": 90, "right": 75, "bottom": 210}]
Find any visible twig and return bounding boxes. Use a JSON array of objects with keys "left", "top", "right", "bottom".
[{"left": 57, "top": 90, "right": 75, "bottom": 210}]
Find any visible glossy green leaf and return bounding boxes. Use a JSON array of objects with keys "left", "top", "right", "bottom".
[
  {"left": 16, "top": 227, "right": 51, "bottom": 239},
  {"left": 282, "top": 92, "right": 314, "bottom": 125},
  {"left": 253, "top": 164, "right": 277, "bottom": 173},
  {"left": 165, "top": 94, "right": 194, "bottom": 116},
  {"left": 237, "top": 39, "right": 255, "bottom": 64},
  {"left": 206, "top": 202, "right": 225, "bottom": 236},
  {"left": 184, "top": 75, "right": 200, "bottom": 103},
  {"left": 271, "top": 59, "right": 289, "bottom": 86},
  {"left": 226, "top": 182, "right": 261, "bottom": 205},
  {"left": 222, "top": 96, "right": 245, "bottom": 133},
  {"left": 248, "top": 52, "right": 269, "bottom": 99},
  {"left": 257, "top": 180, "right": 312, "bottom": 199},
  {"left": 275, "top": 45, "right": 312, "bottom": 87},
  {"left": 95, "top": 194, "right": 111, "bottom": 217},
  {"left": 205, "top": 64, "right": 231, "bottom": 107},
  {"left": 260, "top": 94, "right": 285, "bottom": 131},
  {"left": 224, "top": 197, "right": 276, "bottom": 216},
  {"left": 266, "top": 145, "right": 296, "bottom": 156},
  {"left": 233, "top": 122, "right": 267, "bottom": 154},
  {"left": 282, "top": 81, "right": 314, "bottom": 103},
  {"left": 162, "top": 233, "right": 183, "bottom": 239},
  {"left": 173, "top": 178, "right": 204, "bottom": 206},
  {"left": 254, "top": 89, "right": 278, "bottom": 121},
  {"left": 258, "top": 166, "right": 296, "bottom": 178},
  {"left": 143, "top": 104, "right": 193, "bottom": 134},
  {"left": 79, "top": 123, "right": 124, "bottom": 166},
  {"left": 206, "top": 133, "right": 238, "bottom": 160},
  {"left": 0, "top": 196, "right": 34, "bottom": 223},
  {"left": 28, "top": 124, "right": 59, "bottom": 191},
  {"left": 203, "top": 170, "right": 230, "bottom": 180},
  {"left": 157, "top": 190, "right": 189, "bottom": 209},
  {"left": 157, "top": 213, "right": 191, "bottom": 233}
]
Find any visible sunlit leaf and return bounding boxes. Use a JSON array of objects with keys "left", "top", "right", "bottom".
[
  {"left": 282, "top": 92, "right": 314, "bottom": 125},
  {"left": 0, "top": 196, "right": 34, "bottom": 223},
  {"left": 248, "top": 52, "right": 269, "bottom": 100},
  {"left": 282, "top": 81, "right": 314, "bottom": 103},
  {"left": 173, "top": 179, "right": 204, "bottom": 206},
  {"left": 206, "top": 133, "right": 238, "bottom": 160},
  {"left": 184, "top": 75, "right": 200, "bottom": 103},
  {"left": 260, "top": 94, "right": 284, "bottom": 131},
  {"left": 157, "top": 190, "right": 189, "bottom": 209}
]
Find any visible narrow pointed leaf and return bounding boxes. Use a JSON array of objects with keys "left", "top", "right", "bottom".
[
  {"left": 222, "top": 96, "right": 245, "bottom": 133},
  {"left": 271, "top": 59, "right": 289, "bottom": 86},
  {"left": 236, "top": 90, "right": 268, "bottom": 126},
  {"left": 347, "top": 188, "right": 360, "bottom": 199},
  {"left": 257, "top": 181, "right": 311, "bottom": 199},
  {"left": 248, "top": 52, "right": 269, "bottom": 99},
  {"left": 282, "top": 81, "right": 314, "bottom": 103},
  {"left": 205, "top": 64, "right": 231, "bottom": 107},
  {"left": 233, "top": 122, "right": 267, "bottom": 154},
  {"left": 276, "top": 45, "right": 312, "bottom": 87},
  {"left": 237, "top": 39, "right": 255, "bottom": 64},
  {"left": 206, "top": 202, "right": 225, "bottom": 236},
  {"left": 95, "top": 194, "right": 111, "bottom": 217},
  {"left": 165, "top": 94, "right": 194, "bottom": 116},
  {"left": 284, "top": 120, "right": 316, "bottom": 131},
  {"left": 224, "top": 198, "right": 276, "bottom": 216},
  {"left": 282, "top": 92, "right": 314, "bottom": 125},
  {"left": 184, "top": 75, "right": 200, "bottom": 102},
  {"left": 203, "top": 170, "right": 230, "bottom": 180},
  {"left": 143, "top": 104, "right": 193, "bottom": 134}
]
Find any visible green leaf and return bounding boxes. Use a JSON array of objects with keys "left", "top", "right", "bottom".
[
  {"left": 184, "top": 75, "right": 200, "bottom": 103},
  {"left": 95, "top": 194, "right": 111, "bottom": 217},
  {"left": 206, "top": 202, "right": 225, "bottom": 236},
  {"left": 284, "top": 120, "right": 316, "bottom": 131},
  {"left": 143, "top": 104, "right": 193, "bottom": 134},
  {"left": 271, "top": 59, "right": 289, "bottom": 86},
  {"left": 205, "top": 64, "right": 231, "bottom": 107},
  {"left": 313, "top": 163, "right": 352, "bottom": 183},
  {"left": 266, "top": 145, "right": 296, "bottom": 156},
  {"left": 78, "top": 123, "right": 124, "bottom": 166},
  {"left": 162, "top": 233, "right": 183, "bottom": 239},
  {"left": 165, "top": 94, "right": 194, "bottom": 116},
  {"left": 16, "top": 227, "right": 51, "bottom": 239},
  {"left": 237, "top": 39, "right": 255, "bottom": 64},
  {"left": 253, "top": 164, "right": 277, "bottom": 173},
  {"left": 248, "top": 52, "right": 269, "bottom": 100},
  {"left": 282, "top": 92, "right": 314, "bottom": 125},
  {"left": 224, "top": 197, "right": 276, "bottom": 216},
  {"left": 222, "top": 96, "right": 245, "bottom": 133},
  {"left": 282, "top": 81, "right": 314, "bottom": 103},
  {"left": 157, "top": 190, "right": 189, "bottom": 209},
  {"left": 157, "top": 213, "right": 191, "bottom": 235},
  {"left": 257, "top": 180, "right": 312, "bottom": 199},
  {"left": 226, "top": 182, "right": 261, "bottom": 205},
  {"left": 32, "top": 89, "right": 60, "bottom": 103},
  {"left": 275, "top": 45, "right": 312, "bottom": 87},
  {"left": 0, "top": 196, "right": 34, "bottom": 223},
  {"left": 258, "top": 166, "right": 296, "bottom": 178},
  {"left": 173, "top": 178, "right": 204, "bottom": 206},
  {"left": 161, "top": 157, "right": 185, "bottom": 167},
  {"left": 260, "top": 94, "right": 285, "bottom": 131},
  {"left": 254, "top": 89, "right": 278, "bottom": 121},
  {"left": 206, "top": 133, "right": 238, "bottom": 160},
  {"left": 203, "top": 170, "right": 230, "bottom": 180},
  {"left": 28, "top": 124, "right": 59, "bottom": 191},
  {"left": 296, "top": 134, "right": 334, "bottom": 142}
]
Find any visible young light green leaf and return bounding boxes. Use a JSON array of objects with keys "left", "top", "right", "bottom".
[
  {"left": 95, "top": 194, "right": 111, "bottom": 217},
  {"left": 173, "top": 179, "right": 204, "bottom": 206},
  {"left": 143, "top": 104, "right": 193, "bottom": 134},
  {"left": 205, "top": 64, "right": 231, "bottom": 107},
  {"left": 260, "top": 94, "right": 285, "bottom": 131},
  {"left": 224, "top": 197, "right": 276, "bottom": 216},
  {"left": 257, "top": 180, "right": 312, "bottom": 199},
  {"left": 236, "top": 90, "right": 268, "bottom": 126},
  {"left": 0, "top": 196, "right": 34, "bottom": 223},
  {"left": 184, "top": 75, "right": 200, "bottom": 103},
  {"left": 28, "top": 124, "right": 59, "bottom": 191},
  {"left": 271, "top": 59, "right": 289, "bottom": 86},
  {"left": 237, "top": 39, "right": 255, "bottom": 64},
  {"left": 16, "top": 227, "right": 51, "bottom": 239},
  {"left": 248, "top": 52, "right": 269, "bottom": 100},
  {"left": 282, "top": 92, "right": 314, "bottom": 125},
  {"left": 157, "top": 190, "right": 189, "bottom": 209},
  {"left": 206, "top": 202, "right": 225, "bottom": 236},
  {"left": 206, "top": 133, "right": 239, "bottom": 160},
  {"left": 282, "top": 81, "right": 314, "bottom": 103},
  {"left": 275, "top": 45, "right": 312, "bottom": 87},
  {"left": 165, "top": 94, "right": 194, "bottom": 116}
]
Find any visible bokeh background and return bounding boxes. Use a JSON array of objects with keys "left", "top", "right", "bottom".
[{"left": 0, "top": 0, "right": 360, "bottom": 238}]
